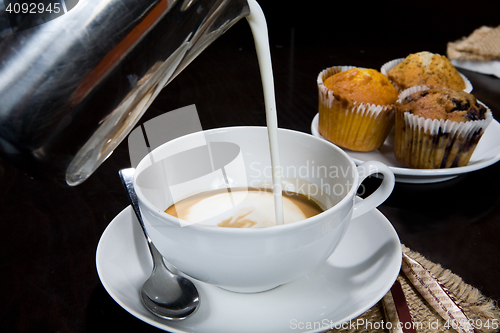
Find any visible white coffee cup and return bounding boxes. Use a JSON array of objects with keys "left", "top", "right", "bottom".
[{"left": 134, "top": 127, "right": 394, "bottom": 293}]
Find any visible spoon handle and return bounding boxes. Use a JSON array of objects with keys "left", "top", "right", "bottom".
[{"left": 118, "top": 168, "right": 162, "bottom": 268}]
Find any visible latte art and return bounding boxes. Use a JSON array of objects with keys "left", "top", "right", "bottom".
[{"left": 165, "top": 188, "right": 323, "bottom": 228}]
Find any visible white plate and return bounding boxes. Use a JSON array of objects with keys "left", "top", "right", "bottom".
[
  {"left": 311, "top": 113, "right": 500, "bottom": 183},
  {"left": 96, "top": 205, "right": 401, "bottom": 333}
]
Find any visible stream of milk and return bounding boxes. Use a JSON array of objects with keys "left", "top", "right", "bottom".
[{"left": 246, "top": 0, "right": 284, "bottom": 225}]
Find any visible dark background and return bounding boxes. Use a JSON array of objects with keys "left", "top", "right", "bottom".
[{"left": 1, "top": 0, "right": 500, "bottom": 332}]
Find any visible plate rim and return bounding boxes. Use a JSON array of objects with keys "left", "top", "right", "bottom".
[{"left": 311, "top": 113, "right": 500, "bottom": 179}]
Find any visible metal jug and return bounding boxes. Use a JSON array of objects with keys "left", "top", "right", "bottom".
[{"left": 0, "top": 0, "right": 250, "bottom": 185}]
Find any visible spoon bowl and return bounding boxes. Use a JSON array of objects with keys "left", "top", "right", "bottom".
[{"left": 119, "top": 168, "right": 199, "bottom": 320}]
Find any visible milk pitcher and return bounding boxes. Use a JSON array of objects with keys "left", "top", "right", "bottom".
[{"left": 0, "top": 0, "right": 250, "bottom": 185}]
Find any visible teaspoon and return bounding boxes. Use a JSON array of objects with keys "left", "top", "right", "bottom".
[{"left": 118, "top": 168, "right": 200, "bottom": 320}]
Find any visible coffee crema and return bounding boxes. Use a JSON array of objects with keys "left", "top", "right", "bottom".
[{"left": 164, "top": 188, "right": 324, "bottom": 228}]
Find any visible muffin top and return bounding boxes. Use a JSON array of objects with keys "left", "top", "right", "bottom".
[
  {"left": 397, "top": 86, "right": 487, "bottom": 122},
  {"left": 323, "top": 68, "right": 398, "bottom": 105},
  {"left": 387, "top": 51, "right": 465, "bottom": 91}
]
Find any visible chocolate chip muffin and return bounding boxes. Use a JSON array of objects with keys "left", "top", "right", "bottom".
[
  {"left": 398, "top": 86, "right": 487, "bottom": 122},
  {"left": 394, "top": 86, "right": 492, "bottom": 169}
]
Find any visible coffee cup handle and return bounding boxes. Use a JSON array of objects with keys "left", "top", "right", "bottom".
[{"left": 352, "top": 161, "right": 395, "bottom": 220}]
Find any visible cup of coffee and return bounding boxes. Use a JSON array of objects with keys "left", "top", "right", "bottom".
[{"left": 134, "top": 127, "right": 394, "bottom": 293}]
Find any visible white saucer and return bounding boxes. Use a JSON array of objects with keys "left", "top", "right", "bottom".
[
  {"left": 311, "top": 113, "right": 500, "bottom": 183},
  {"left": 96, "top": 205, "right": 401, "bottom": 333}
]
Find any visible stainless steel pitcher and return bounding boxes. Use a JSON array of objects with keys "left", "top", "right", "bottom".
[{"left": 0, "top": 0, "right": 250, "bottom": 185}]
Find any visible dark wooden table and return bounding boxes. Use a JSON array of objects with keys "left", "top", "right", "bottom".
[{"left": 1, "top": 1, "right": 500, "bottom": 332}]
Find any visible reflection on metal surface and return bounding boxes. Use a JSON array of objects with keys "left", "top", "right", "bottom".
[{"left": 0, "top": 0, "right": 250, "bottom": 185}]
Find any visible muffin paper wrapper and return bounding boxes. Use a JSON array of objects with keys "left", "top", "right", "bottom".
[
  {"left": 317, "top": 66, "right": 395, "bottom": 151},
  {"left": 395, "top": 85, "right": 493, "bottom": 168},
  {"left": 381, "top": 58, "right": 473, "bottom": 93}
]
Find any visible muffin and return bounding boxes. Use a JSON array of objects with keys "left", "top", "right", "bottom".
[
  {"left": 394, "top": 85, "right": 492, "bottom": 169},
  {"left": 317, "top": 66, "right": 399, "bottom": 151},
  {"left": 384, "top": 51, "right": 466, "bottom": 91}
]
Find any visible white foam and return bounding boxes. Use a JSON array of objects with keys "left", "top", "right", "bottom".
[{"left": 182, "top": 191, "right": 308, "bottom": 228}]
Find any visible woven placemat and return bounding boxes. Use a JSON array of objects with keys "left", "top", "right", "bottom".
[{"left": 324, "top": 245, "right": 500, "bottom": 333}]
